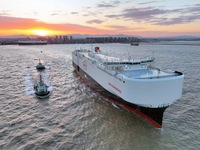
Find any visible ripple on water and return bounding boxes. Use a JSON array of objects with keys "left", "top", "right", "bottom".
[{"left": 0, "top": 44, "right": 200, "bottom": 150}]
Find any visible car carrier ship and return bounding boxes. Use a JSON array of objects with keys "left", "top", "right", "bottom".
[{"left": 72, "top": 47, "right": 184, "bottom": 128}]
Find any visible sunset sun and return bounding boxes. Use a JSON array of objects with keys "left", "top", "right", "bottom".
[
  {"left": 32, "top": 29, "right": 50, "bottom": 36},
  {"left": 27, "top": 28, "right": 66, "bottom": 36}
]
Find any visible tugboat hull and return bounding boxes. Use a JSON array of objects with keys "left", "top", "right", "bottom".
[
  {"left": 36, "top": 65, "right": 45, "bottom": 70},
  {"left": 34, "top": 83, "right": 50, "bottom": 99},
  {"left": 35, "top": 91, "right": 50, "bottom": 99}
]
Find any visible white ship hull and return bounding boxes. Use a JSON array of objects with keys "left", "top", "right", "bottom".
[
  {"left": 72, "top": 48, "right": 184, "bottom": 127},
  {"left": 18, "top": 40, "right": 47, "bottom": 45}
]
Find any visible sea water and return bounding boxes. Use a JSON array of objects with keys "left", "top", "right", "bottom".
[{"left": 0, "top": 42, "right": 200, "bottom": 150}]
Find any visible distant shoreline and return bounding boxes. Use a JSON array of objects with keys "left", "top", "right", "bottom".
[
  {"left": 0, "top": 37, "right": 200, "bottom": 46},
  {"left": 141, "top": 40, "right": 200, "bottom": 46}
]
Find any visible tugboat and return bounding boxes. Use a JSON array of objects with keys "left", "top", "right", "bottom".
[
  {"left": 130, "top": 42, "right": 139, "bottom": 46},
  {"left": 130, "top": 40, "right": 139, "bottom": 46},
  {"left": 34, "top": 74, "right": 50, "bottom": 99},
  {"left": 36, "top": 59, "right": 45, "bottom": 70}
]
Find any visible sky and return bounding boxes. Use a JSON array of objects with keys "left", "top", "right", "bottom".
[{"left": 0, "top": 0, "right": 200, "bottom": 37}]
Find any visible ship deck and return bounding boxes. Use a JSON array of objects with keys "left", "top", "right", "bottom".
[
  {"left": 80, "top": 51, "right": 181, "bottom": 79},
  {"left": 121, "top": 69, "right": 178, "bottom": 79}
]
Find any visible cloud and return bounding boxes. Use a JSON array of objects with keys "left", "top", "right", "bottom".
[
  {"left": 71, "top": 12, "right": 78, "bottom": 15},
  {"left": 82, "top": 1, "right": 120, "bottom": 18},
  {"left": 187, "top": 3, "right": 200, "bottom": 13},
  {"left": 122, "top": 7, "right": 166, "bottom": 20},
  {"left": 0, "top": 16, "right": 114, "bottom": 35},
  {"left": 97, "top": 3, "right": 113, "bottom": 8},
  {"left": 0, "top": 16, "right": 42, "bottom": 29},
  {"left": 153, "top": 3, "right": 200, "bottom": 25},
  {"left": 51, "top": 13, "right": 61, "bottom": 16},
  {"left": 51, "top": 11, "right": 67, "bottom": 16},
  {"left": 82, "top": 10, "right": 103, "bottom": 17},
  {"left": 154, "top": 15, "right": 200, "bottom": 26},
  {"left": 0, "top": 16, "right": 151, "bottom": 36},
  {"left": 86, "top": 19, "right": 104, "bottom": 24},
  {"left": 107, "top": 25, "right": 143, "bottom": 30},
  {"left": 113, "top": 1, "right": 120, "bottom": 5},
  {"left": 105, "top": 7, "right": 167, "bottom": 24},
  {"left": 138, "top": 1, "right": 157, "bottom": 5},
  {"left": 104, "top": 3, "right": 200, "bottom": 25},
  {"left": 0, "top": 10, "right": 11, "bottom": 16},
  {"left": 0, "top": 12, "right": 10, "bottom": 16},
  {"left": 97, "top": 1, "right": 120, "bottom": 8}
]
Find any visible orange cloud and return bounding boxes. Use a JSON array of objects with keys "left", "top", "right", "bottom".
[
  {"left": 0, "top": 16, "right": 113, "bottom": 36},
  {"left": 0, "top": 15, "right": 200, "bottom": 37}
]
